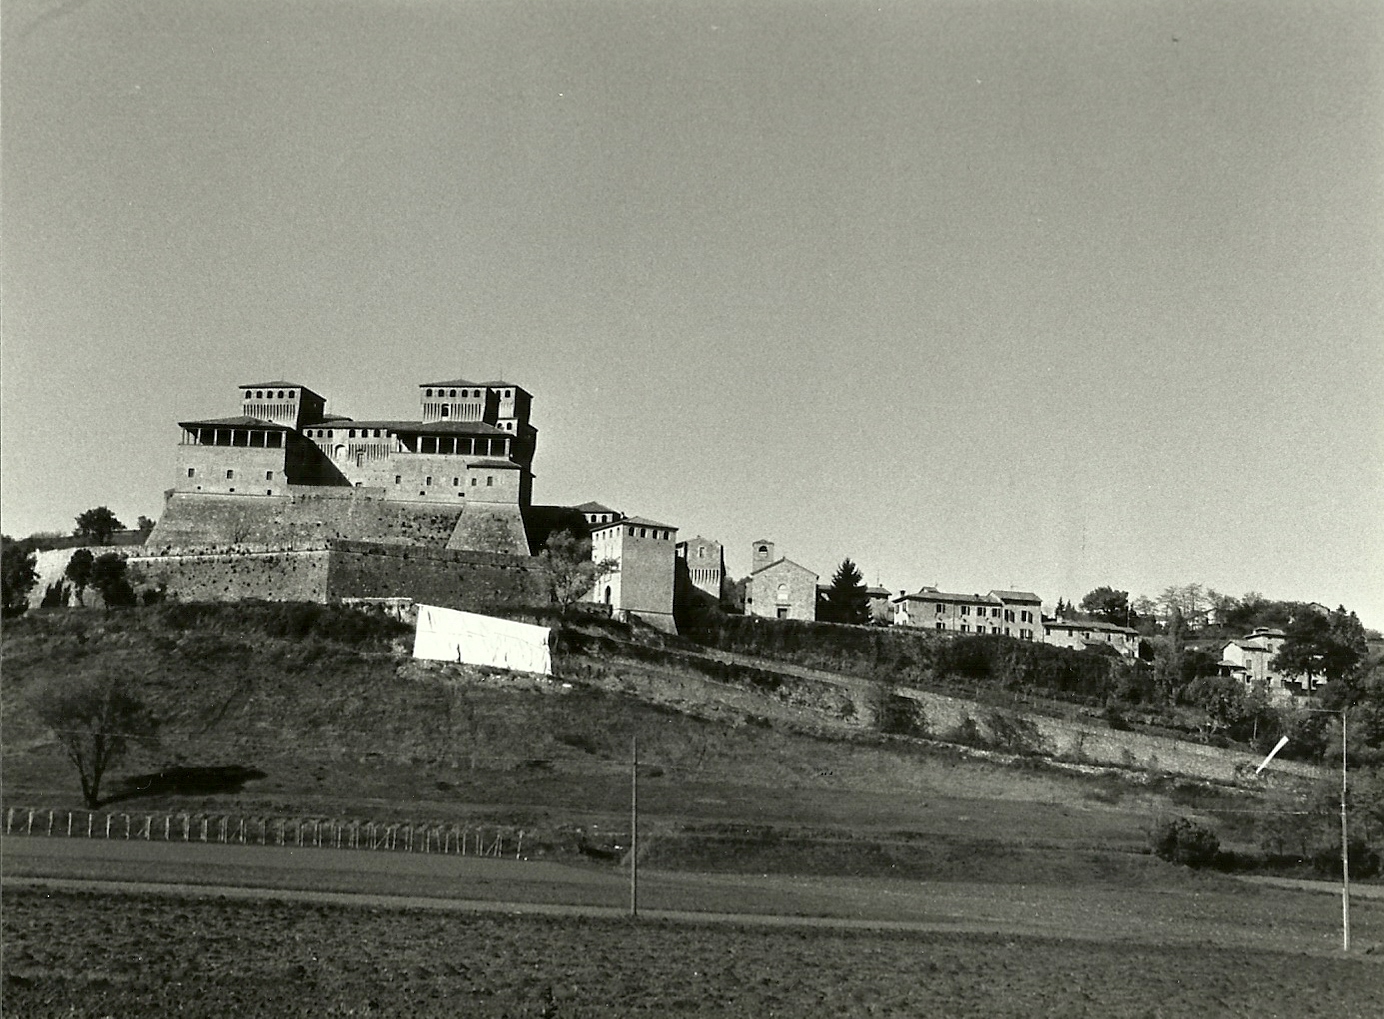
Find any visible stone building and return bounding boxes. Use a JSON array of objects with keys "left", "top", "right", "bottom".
[
  {"left": 1043, "top": 618, "right": 1142, "bottom": 657},
  {"left": 152, "top": 378, "right": 537, "bottom": 554},
  {"left": 892, "top": 587, "right": 1041, "bottom": 640},
  {"left": 675, "top": 536, "right": 725, "bottom": 603},
  {"left": 745, "top": 539, "right": 817, "bottom": 621},
  {"left": 1219, "top": 627, "right": 1302, "bottom": 697},
  {"left": 588, "top": 515, "right": 679, "bottom": 632}
]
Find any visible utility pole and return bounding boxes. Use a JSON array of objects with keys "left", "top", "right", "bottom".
[
  {"left": 630, "top": 735, "right": 639, "bottom": 918},
  {"left": 1340, "top": 709, "right": 1350, "bottom": 952}
]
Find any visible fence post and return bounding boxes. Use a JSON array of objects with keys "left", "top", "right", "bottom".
[
  {"left": 144, "top": 816, "right": 152, "bottom": 840},
  {"left": 68, "top": 812, "right": 74, "bottom": 838},
  {"left": 5, "top": 807, "right": 13, "bottom": 835},
  {"left": 47, "top": 810, "right": 54, "bottom": 836},
  {"left": 88, "top": 813, "right": 93, "bottom": 838},
  {"left": 27, "top": 810, "right": 34, "bottom": 835},
  {"left": 106, "top": 815, "right": 112, "bottom": 839},
  {"left": 164, "top": 816, "right": 171, "bottom": 841},
  {"left": 516, "top": 831, "right": 523, "bottom": 860},
  {"left": 124, "top": 814, "right": 131, "bottom": 839}
]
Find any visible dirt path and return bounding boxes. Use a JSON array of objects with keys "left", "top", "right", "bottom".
[{"left": 6, "top": 835, "right": 1382, "bottom": 957}]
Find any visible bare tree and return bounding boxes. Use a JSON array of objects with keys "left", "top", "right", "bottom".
[{"left": 30, "top": 671, "right": 159, "bottom": 807}]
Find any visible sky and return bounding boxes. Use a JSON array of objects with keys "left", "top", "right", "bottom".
[{"left": 3, "top": 0, "right": 1382, "bottom": 626}]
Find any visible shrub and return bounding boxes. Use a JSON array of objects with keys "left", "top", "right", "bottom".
[
  {"left": 1150, "top": 816, "right": 1220, "bottom": 867},
  {"left": 1311, "top": 837, "right": 1381, "bottom": 880},
  {"left": 986, "top": 709, "right": 1045, "bottom": 756},
  {"left": 877, "top": 693, "right": 928, "bottom": 737}
]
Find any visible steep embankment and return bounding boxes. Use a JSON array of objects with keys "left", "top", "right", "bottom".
[{"left": 1, "top": 604, "right": 1293, "bottom": 882}]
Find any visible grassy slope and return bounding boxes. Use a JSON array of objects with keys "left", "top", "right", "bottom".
[{"left": 1, "top": 606, "right": 1282, "bottom": 884}]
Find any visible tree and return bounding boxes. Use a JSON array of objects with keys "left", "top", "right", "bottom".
[
  {"left": 65, "top": 549, "right": 95, "bottom": 606},
  {"left": 73, "top": 507, "right": 125, "bottom": 545},
  {"left": 1150, "top": 816, "right": 1220, "bottom": 867},
  {"left": 1184, "top": 674, "right": 1247, "bottom": 738},
  {"left": 539, "top": 529, "right": 618, "bottom": 613},
  {"left": 1080, "top": 586, "right": 1133, "bottom": 626},
  {"left": 136, "top": 515, "right": 156, "bottom": 540},
  {"left": 1272, "top": 606, "right": 1367, "bottom": 689},
  {"left": 821, "top": 558, "right": 869, "bottom": 625},
  {"left": 2, "top": 536, "right": 39, "bottom": 616},
  {"left": 89, "top": 553, "right": 136, "bottom": 609},
  {"left": 29, "top": 671, "right": 159, "bottom": 808}
]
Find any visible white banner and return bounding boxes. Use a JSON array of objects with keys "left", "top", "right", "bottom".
[{"left": 412, "top": 605, "right": 553, "bottom": 676}]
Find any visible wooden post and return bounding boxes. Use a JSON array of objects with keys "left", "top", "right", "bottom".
[{"left": 630, "top": 736, "right": 639, "bottom": 918}]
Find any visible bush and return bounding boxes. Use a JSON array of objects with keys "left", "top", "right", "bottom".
[
  {"left": 1150, "top": 816, "right": 1220, "bottom": 867},
  {"left": 986, "top": 710, "right": 1046, "bottom": 756},
  {"left": 1311, "top": 837, "right": 1381, "bottom": 880},
  {"left": 877, "top": 693, "right": 928, "bottom": 737}
]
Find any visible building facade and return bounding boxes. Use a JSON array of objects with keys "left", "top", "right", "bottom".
[
  {"left": 745, "top": 540, "right": 817, "bottom": 621},
  {"left": 1043, "top": 618, "right": 1142, "bottom": 657},
  {"left": 588, "top": 515, "right": 679, "bottom": 632},
  {"left": 675, "top": 536, "right": 725, "bottom": 603},
  {"left": 892, "top": 587, "right": 1041, "bottom": 640}
]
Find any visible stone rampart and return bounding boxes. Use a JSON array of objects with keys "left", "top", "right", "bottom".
[
  {"left": 127, "top": 549, "right": 332, "bottom": 603},
  {"left": 147, "top": 491, "right": 464, "bottom": 549},
  {"left": 325, "top": 541, "right": 547, "bottom": 611}
]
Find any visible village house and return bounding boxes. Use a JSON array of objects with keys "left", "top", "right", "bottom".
[
  {"left": 1043, "top": 618, "right": 1142, "bottom": 658},
  {"left": 892, "top": 587, "right": 1041, "bottom": 640}
]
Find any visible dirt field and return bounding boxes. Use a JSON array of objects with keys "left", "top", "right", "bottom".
[{"left": 4, "top": 885, "right": 1382, "bottom": 1018}]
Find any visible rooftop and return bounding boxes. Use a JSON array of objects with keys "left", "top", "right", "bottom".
[
  {"left": 239, "top": 381, "right": 314, "bottom": 390},
  {"left": 574, "top": 501, "right": 620, "bottom": 514},
  {"left": 321, "top": 419, "right": 510, "bottom": 436},
  {"left": 990, "top": 590, "right": 1042, "bottom": 603},
  {"left": 180, "top": 416, "right": 291, "bottom": 429}
]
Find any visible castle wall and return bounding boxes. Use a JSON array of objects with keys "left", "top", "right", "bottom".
[
  {"left": 325, "top": 540, "right": 547, "bottom": 610},
  {"left": 147, "top": 491, "right": 464, "bottom": 550},
  {"left": 128, "top": 549, "right": 332, "bottom": 603}
]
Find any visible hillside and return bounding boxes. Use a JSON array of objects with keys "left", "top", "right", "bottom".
[{"left": 0, "top": 603, "right": 1328, "bottom": 884}]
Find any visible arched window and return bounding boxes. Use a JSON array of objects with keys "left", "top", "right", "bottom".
[
  {"left": 288, "top": 390, "right": 296, "bottom": 398},
  {"left": 277, "top": 390, "right": 285, "bottom": 398},
  {"left": 255, "top": 390, "right": 262, "bottom": 398},
  {"left": 348, "top": 429, "right": 356, "bottom": 438},
  {"left": 777, "top": 583, "right": 789, "bottom": 601},
  {"left": 244, "top": 391, "right": 252, "bottom": 400},
  {"left": 449, "top": 389, "right": 457, "bottom": 397},
  {"left": 327, "top": 430, "right": 333, "bottom": 438},
  {"left": 440, "top": 406, "right": 449, "bottom": 417},
  {"left": 425, "top": 388, "right": 433, "bottom": 397}
]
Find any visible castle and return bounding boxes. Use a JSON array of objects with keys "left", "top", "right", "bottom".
[{"left": 150, "top": 379, "right": 538, "bottom": 554}]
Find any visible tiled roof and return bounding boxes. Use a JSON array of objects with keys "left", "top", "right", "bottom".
[
  {"left": 574, "top": 501, "right": 620, "bottom": 514},
  {"left": 418, "top": 379, "right": 480, "bottom": 388},
  {"left": 238, "top": 381, "right": 313, "bottom": 390},
  {"left": 467, "top": 459, "right": 521, "bottom": 469},
  {"left": 866, "top": 586, "right": 891, "bottom": 597},
  {"left": 179, "top": 416, "right": 290, "bottom": 429},
  {"left": 589, "top": 516, "right": 676, "bottom": 533},
  {"left": 751, "top": 557, "right": 816, "bottom": 578},
  {"left": 899, "top": 588, "right": 1001, "bottom": 605},
  {"left": 1047, "top": 619, "right": 1137, "bottom": 635},
  {"left": 990, "top": 590, "right": 1042, "bottom": 603}
]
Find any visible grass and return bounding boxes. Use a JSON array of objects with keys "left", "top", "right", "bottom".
[{"left": 0, "top": 603, "right": 1318, "bottom": 885}]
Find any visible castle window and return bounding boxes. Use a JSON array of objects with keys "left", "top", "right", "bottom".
[
  {"left": 288, "top": 390, "right": 296, "bottom": 398},
  {"left": 505, "top": 390, "right": 512, "bottom": 397},
  {"left": 226, "top": 470, "right": 235, "bottom": 479},
  {"left": 440, "top": 406, "right": 449, "bottom": 418},
  {"left": 639, "top": 528, "right": 646, "bottom": 537},
  {"left": 452, "top": 477, "right": 459, "bottom": 486},
  {"left": 629, "top": 527, "right": 636, "bottom": 536},
  {"left": 395, "top": 475, "right": 401, "bottom": 485},
  {"left": 426, "top": 389, "right": 433, "bottom": 397},
  {"left": 277, "top": 390, "right": 285, "bottom": 398},
  {"left": 449, "top": 389, "right": 457, "bottom": 397},
  {"left": 265, "top": 471, "right": 273, "bottom": 480},
  {"left": 187, "top": 468, "right": 195, "bottom": 478},
  {"left": 349, "top": 429, "right": 356, "bottom": 438},
  {"left": 327, "top": 430, "right": 333, "bottom": 438},
  {"left": 486, "top": 476, "right": 494, "bottom": 486},
  {"left": 960, "top": 605, "right": 969, "bottom": 616},
  {"left": 470, "top": 478, "right": 477, "bottom": 487},
  {"left": 244, "top": 390, "right": 252, "bottom": 399},
  {"left": 374, "top": 429, "right": 381, "bottom": 437},
  {"left": 425, "top": 476, "right": 432, "bottom": 486},
  {"left": 256, "top": 391, "right": 263, "bottom": 399},
  {"left": 758, "top": 545, "right": 768, "bottom": 554}
]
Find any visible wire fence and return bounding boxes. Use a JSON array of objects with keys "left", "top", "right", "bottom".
[{"left": 3, "top": 806, "right": 526, "bottom": 859}]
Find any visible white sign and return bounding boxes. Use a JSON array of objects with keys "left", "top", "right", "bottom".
[{"left": 412, "top": 605, "right": 553, "bottom": 676}]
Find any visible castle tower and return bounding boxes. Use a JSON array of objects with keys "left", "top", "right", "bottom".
[{"left": 239, "top": 382, "right": 325, "bottom": 430}]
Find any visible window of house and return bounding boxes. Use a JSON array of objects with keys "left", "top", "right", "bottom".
[
  {"left": 935, "top": 603, "right": 944, "bottom": 613},
  {"left": 960, "top": 605, "right": 969, "bottom": 615},
  {"left": 265, "top": 471, "right": 273, "bottom": 480},
  {"left": 992, "top": 608, "right": 1001, "bottom": 618},
  {"left": 425, "top": 389, "right": 433, "bottom": 397},
  {"left": 425, "top": 476, "right": 432, "bottom": 486},
  {"left": 758, "top": 545, "right": 768, "bottom": 554},
  {"left": 697, "top": 547, "right": 705, "bottom": 558},
  {"left": 187, "top": 468, "right": 196, "bottom": 478},
  {"left": 486, "top": 476, "right": 494, "bottom": 487},
  {"left": 960, "top": 624, "right": 969, "bottom": 633},
  {"left": 936, "top": 622, "right": 945, "bottom": 630},
  {"left": 991, "top": 626, "right": 1000, "bottom": 634},
  {"left": 471, "top": 478, "right": 477, "bottom": 487},
  {"left": 226, "top": 469, "right": 234, "bottom": 479},
  {"left": 452, "top": 477, "right": 459, "bottom": 486},
  {"left": 395, "top": 476, "right": 402, "bottom": 485}
]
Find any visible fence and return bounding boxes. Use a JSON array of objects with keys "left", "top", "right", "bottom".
[{"left": 3, "top": 806, "right": 525, "bottom": 859}]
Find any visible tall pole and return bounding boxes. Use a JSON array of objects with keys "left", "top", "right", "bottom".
[
  {"left": 630, "top": 735, "right": 639, "bottom": 918},
  {"left": 1341, "top": 709, "right": 1350, "bottom": 952}
]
